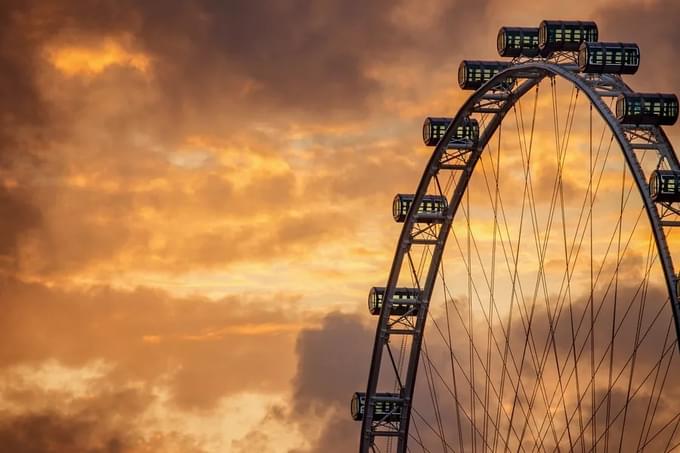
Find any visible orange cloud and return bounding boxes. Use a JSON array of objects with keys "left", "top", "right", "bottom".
[
  {"left": 46, "top": 39, "right": 151, "bottom": 76},
  {"left": 2, "top": 0, "right": 680, "bottom": 451}
]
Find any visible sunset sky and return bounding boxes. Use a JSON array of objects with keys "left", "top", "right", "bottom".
[{"left": 2, "top": 1, "right": 680, "bottom": 452}]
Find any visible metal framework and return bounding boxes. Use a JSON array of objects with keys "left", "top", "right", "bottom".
[{"left": 359, "top": 60, "right": 680, "bottom": 452}]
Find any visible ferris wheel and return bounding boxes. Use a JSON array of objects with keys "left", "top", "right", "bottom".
[{"left": 352, "top": 20, "right": 680, "bottom": 452}]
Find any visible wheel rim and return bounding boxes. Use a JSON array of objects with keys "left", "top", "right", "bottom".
[{"left": 359, "top": 62, "right": 680, "bottom": 452}]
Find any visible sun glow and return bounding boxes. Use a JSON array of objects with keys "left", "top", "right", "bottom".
[{"left": 47, "top": 38, "right": 151, "bottom": 76}]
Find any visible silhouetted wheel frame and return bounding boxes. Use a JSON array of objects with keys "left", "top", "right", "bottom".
[{"left": 360, "top": 62, "right": 680, "bottom": 452}]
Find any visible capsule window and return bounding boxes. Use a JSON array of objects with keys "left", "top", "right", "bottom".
[
  {"left": 668, "top": 178, "right": 676, "bottom": 192},
  {"left": 604, "top": 49, "right": 611, "bottom": 64},
  {"left": 634, "top": 101, "right": 642, "bottom": 115},
  {"left": 375, "top": 291, "right": 384, "bottom": 304},
  {"left": 629, "top": 99, "right": 641, "bottom": 115},
  {"left": 624, "top": 49, "right": 639, "bottom": 66},
  {"left": 471, "top": 68, "right": 479, "bottom": 81},
  {"left": 591, "top": 49, "right": 601, "bottom": 64}
]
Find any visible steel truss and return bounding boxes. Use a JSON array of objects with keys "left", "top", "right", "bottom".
[{"left": 359, "top": 62, "right": 680, "bottom": 452}]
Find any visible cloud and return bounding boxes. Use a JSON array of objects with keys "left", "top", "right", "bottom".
[
  {"left": 403, "top": 277, "right": 680, "bottom": 451},
  {"left": 0, "top": 2, "right": 53, "bottom": 271},
  {"left": 595, "top": 0, "right": 680, "bottom": 94},
  {"left": 0, "top": 385, "right": 207, "bottom": 453},
  {"left": 0, "top": 0, "right": 500, "bottom": 283},
  {"left": 0, "top": 187, "right": 41, "bottom": 269},
  {"left": 230, "top": 312, "right": 374, "bottom": 452},
  {"left": 0, "top": 278, "right": 309, "bottom": 410},
  {"left": 2, "top": 1, "right": 679, "bottom": 452}
]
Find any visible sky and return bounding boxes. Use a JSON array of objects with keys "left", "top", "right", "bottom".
[{"left": 2, "top": 1, "right": 680, "bottom": 452}]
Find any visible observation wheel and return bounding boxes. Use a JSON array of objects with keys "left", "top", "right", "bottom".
[{"left": 352, "top": 20, "right": 680, "bottom": 452}]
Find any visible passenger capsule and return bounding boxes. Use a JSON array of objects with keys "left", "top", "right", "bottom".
[
  {"left": 649, "top": 170, "right": 680, "bottom": 203},
  {"left": 497, "top": 27, "right": 540, "bottom": 58},
  {"left": 351, "top": 392, "right": 402, "bottom": 422},
  {"left": 578, "top": 42, "right": 640, "bottom": 74},
  {"left": 458, "top": 60, "right": 512, "bottom": 90},
  {"left": 422, "top": 117, "right": 479, "bottom": 147},
  {"left": 368, "top": 287, "right": 421, "bottom": 316},
  {"left": 616, "top": 93, "right": 679, "bottom": 126},
  {"left": 538, "top": 20, "right": 598, "bottom": 54},
  {"left": 393, "top": 194, "right": 448, "bottom": 223}
]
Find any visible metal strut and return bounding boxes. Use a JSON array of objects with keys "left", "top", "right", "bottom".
[{"left": 359, "top": 62, "right": 680, "bottom": 452}]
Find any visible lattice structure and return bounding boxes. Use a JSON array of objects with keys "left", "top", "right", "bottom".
[{"left": 355, "top": 20, "right": 680, "bottom": 453}]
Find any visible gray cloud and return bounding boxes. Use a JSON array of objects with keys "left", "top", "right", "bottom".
[
  {"left": 0, "top": 386, "right": 206, "bottom": 453},
  {"left": 233, "top": 312, "right": 374, "bottom": 452}
]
